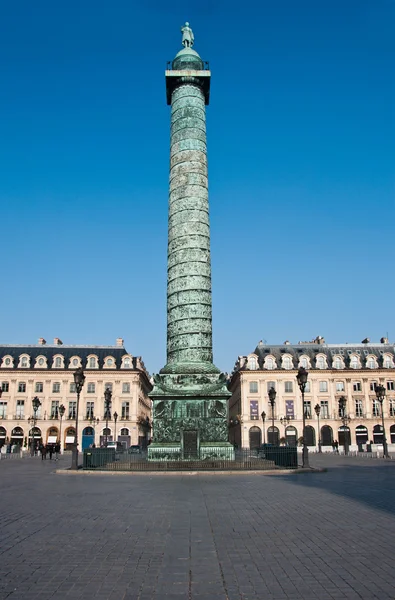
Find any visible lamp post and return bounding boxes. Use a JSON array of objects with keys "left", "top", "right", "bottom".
[
  {"left": 375, "top": 384, "right": 389, "bottom": 458},
  {"left": 297, "top": 367, "right": 310, "bottom": 468},
  {"left": 30, "top": 396, "right": 41, "bottom": 457},
  {"left": 314, "top": 403, "right": 322, "bottom": 453},
  {"left": 71, "top": 367, "right": 85, "bottom": 470},
  {"left": 261, "top": 411, "right": 266, "bottom": 444},
  {"left": 338, "top": 395, "right": 351, "bottom": 456},
  {"left": 114, "top": 411, "right": 118, "bottom": 445},
  {"left": 280, "top": 415, "right": 290, "bottom": 445},
  {"left": 58, "top": 404, "right": 65, "bottom": 454},
  {"left": 104, "top": 387, "right": 112, "bottom": 447},
  {"left": 268, "top": 387, "right": 276, "bottom": 445}
]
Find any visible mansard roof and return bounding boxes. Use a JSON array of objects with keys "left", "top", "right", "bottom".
[
  {"left": 251, "top": 341, "right": 395, "bottom": 369},
  {"left": 0, "top": 343, "right": 143, "bottom": 371}
]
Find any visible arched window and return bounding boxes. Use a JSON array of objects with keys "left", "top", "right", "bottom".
[
  {"left": 334, "top": 357, "right": 343, "bottom": 369},
  {"left": 282, "top": 356, "right": 293, "bottom": 370},
  {"left": 367, "top": 357, "right": 377, "bottom": 369},
  {"left": 373, "top": 424, "right": 383, "bottom": 444},
  {"left": 249, "top": 357, "right": 257, "bottom": 370},
  {"left": 120, "top": 428, "right": 130, "bottom": 435},
  {"left": 285, "top": 426, "right": 297, "bottom": 447},
  {"left": 268, "top": 426, "right": 279, "bottom": 445},
  {"left": 265, "top": 357, "right": 274, "bottom": 370},
  {"left": 300, "top": 357, "right": 308, "bottom": 368},
  {"left": 249, "top": 426, "right": 261, "bottom": 450},
  {"left": 21, "top": 356, "right": 28, "bottom": 368},
  {"left": 316, "top": 356, "right": 326, "bottom": 369},
  {"left": 350, "top": 355, "right": 360, "bottom": 369},
  {"left": 89, "top": 357, "right": 96, "bottom": 368},
  {"left": 384, "top": 355, "right": 394, "bottom": 368},
  {"left": 304, "top": 425, "right": 316, "bottom": 446},
  {"left": 321, "top": 425, "right": 333, "bottom": 447},
  {"left": 55, "top": 357, "right": 62, "bottom": 368}
]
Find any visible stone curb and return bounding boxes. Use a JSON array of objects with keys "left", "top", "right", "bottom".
[{"left": 55, "top": 467, "right": 327, "bottom": 476}]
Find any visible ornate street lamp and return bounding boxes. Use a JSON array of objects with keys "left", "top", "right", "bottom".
[
  {"left": 338, "top": 396, "right": 351, "bottom": 456},
  {"left": 314, "top": 403, "right": 322, "bottom": 453},
  {"left": 104, "top": 387, "right": 112, "bottom": 447},
  {"left": 296, "top": 367, "right": 310, "bottom": 468},
  {"left": 268, "top": 387, "right": 276, "bottom": 445},
  {"left": 58, "top": 404, "right": 65, "bottom": 454},
  {"left": 375, "top": 384, "right": 389, "bottom": 458},
  {"left": 30, "top": 396, "right": 41, "bottom": 457},
  {"left": 114, "top": 411, "right": 118, "bottom": 445},
  {"left": 71, "top": 367, "right": 85, "bottom": 470},
  {"left": 261, "top": 411, "right": 266, "bottom": 444}
]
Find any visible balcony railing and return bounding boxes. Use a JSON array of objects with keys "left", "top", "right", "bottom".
[{"left": 13, "top": 414, "right": 25, "bottom": 420}]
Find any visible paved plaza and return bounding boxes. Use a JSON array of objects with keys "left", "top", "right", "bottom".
[{"left": 0, "top": 455, "right": 394, "bottom": 600}]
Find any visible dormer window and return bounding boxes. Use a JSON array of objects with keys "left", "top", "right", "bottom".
[
  {"left": 282, "top": 356, "right": 293, "bottom": 370},
  {"left": 316, "top": 356, "right": 327, "bottom": 369},
  {"left": 104, "top": 356, "right": 116, "bottom": 368},
  {"left": 300, "top": 357, "right": 308, "bottom": 369},
  {"left": 334, "top": 356, "right": 343, "bottom": 370},
  {"left": 18, "top": 355, "right": 30, "bottom": 368},
  {"left": 384, "top": 354, "right": 394, "bottom": 368},
  {"left": 367, "top": 356, "right": 377, "bottom": 369},
  {"left": 248, "top": 357, "right": 257, "bottom": 370},
  {"left": 350, "top": 355, "right": 360, "bottom": 369},
  {"left": 88, "top": 356, "right": 98, "bottom": 369}
]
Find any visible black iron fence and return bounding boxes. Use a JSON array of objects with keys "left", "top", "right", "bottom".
[{"left": 82, "top": 446, "right": 298, "bottom": 471}]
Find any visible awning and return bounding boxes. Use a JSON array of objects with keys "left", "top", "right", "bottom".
[
  {"left": 48, "top": 436, "right": 57, "bottom": 443},
  {"left": 65, "top": 436, "right": 75, "bottom": 443}
]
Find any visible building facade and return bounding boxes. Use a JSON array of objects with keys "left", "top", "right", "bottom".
[
  {"left": 228, "top": 337, "right": 395, "bottom": 452},
  {"left": 0, "top": 338, "right": 152, "bottom": 451}
]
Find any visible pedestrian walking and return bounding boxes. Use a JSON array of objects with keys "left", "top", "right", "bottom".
[
  {"left": 48, "top": 444, "right": 54, "bottom": 460},
  {"left": 54, "top": 443, "right": 60, "bottom": 460},
  {"left": 40, "top": 443, "right": 47, "bottom": 460},
  {"left": 334, "top": 440, "right": 339, "bottom": 454}
]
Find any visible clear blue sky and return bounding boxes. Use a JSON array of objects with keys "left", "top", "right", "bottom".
[{"left": 0, "top": 0, "right": 394, "bottom": 373}]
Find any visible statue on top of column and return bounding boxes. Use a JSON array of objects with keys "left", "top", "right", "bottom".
[{"left": 181, "top": 22, "right": 194, "bottom": 48}]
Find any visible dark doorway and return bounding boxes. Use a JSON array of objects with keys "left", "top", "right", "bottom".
[
  {"left": 355, "top": 425, "right": 368, "bottom": 450},
  {"left": 285, "top": 426, "right": 297, "bottom": 447},
  {"left": 338, "top": 426, "right": 351, "bottom": 447},
  {"left": 268, "top": 426, "right": 279, "bottom": 445},
  {"left": 183, "top": 430, "right": 198, "bottom": 459},
  {"left": 373, "top": 424, "right": 383, "bottom": 444},
  {"left": 304, "top": 425, "right": 316, "bottom": 447},
  {"left": 390, "top": 425, "right": 395, "bottom": 444},
  {"left": 321, "top": 425, "right": 333, "bottom": 446},
  {"left": 249, "top": 426, "right": 262, "bottom": 451}
]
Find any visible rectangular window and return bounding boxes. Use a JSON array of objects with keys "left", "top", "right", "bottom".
[
  {"left": 69, "top": 382, "right": 76, "bottom": 393},
  {"left": 51, "top": 401, "right": 59, "bottom": 418},
  {"left": 18, "top": 382, "right": 26, "bottom": 393},
  {"left": 35, "top": 382, "right": 43, "bottom": 393},
  {"left": 87, "top": 383, "right": 95, "bottom": 394},
  {"left": 319, "top": 381, "right": 328, "bottom": 393},
  {"left": 304, "top": 381, "right": 311, "bottom": 393},
  {"left": 68, "top": 401, "right": 77, "bottom": 419},
  {"left": 0, "top": 402, "right": 7, "bottom": 418},
  {"left": 105, "top": 383, "right": 113, "bottom": 392},
  {"left": 52, "top": 382, "right": 61, "bottom": 393},
  {"left": 319, "top": 401, "right": 328, "bottom": 418},
  {"left": 336, "top": 382, "right": 345, "bottom": 392},
  {"left": 372, "top": 400, "right": 380, "bottom": 417},
  {"left": 355, "top": 399, "right": 363, "bottom": 418},
  {"left": 387, "top": 381, "right": 395, "bottom": 391},
  {"left": 370, "top": 382, "right": 377, "bottom": 392},
  {"left": 1, "top": 382, "right": 9, "bottom": 392},
  {"left": 390, "top": 400, "right": 395, "bottom": 417},
  {"left": 267, "top": 381, "right": 276, "bottom": 392},
  {"left": 122, "top": 383, "right": 130, "bottom": 393},
  {"left": 249, "top": 400, "right": 259, "bottom": 420},
  {"left": 249, "top": 381, "right": 258, "bottom": 393},
  {"left": 303, "top": 401, "right": 312, "bottom": 418},
  {"left": 353, "top": 382, "right": 362, "bottom": 392},
  {"left": 284, "top": 382, "right": 293, "bottom": 393},
  {"left": 86, "top": 402, "right": 94, "bottom": 419},
  {"left": 121, "top": 401, "right": 130, "bottom": 419},
  {"left": 16, "top": 400, "right": 25, "bottom": 418}
]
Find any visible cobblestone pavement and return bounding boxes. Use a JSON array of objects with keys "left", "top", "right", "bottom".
[{"left": 0, "top": 454, "right": 395, "bottom": 600}]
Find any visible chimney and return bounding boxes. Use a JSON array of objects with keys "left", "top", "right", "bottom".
[
  {"left": 361, "top": 338, "right": 370, "bottom": 344},
  {"left": 38, "top": 338, "right": 46, "bottom": 345},
  {"left": 116, "top": 337, "right": 124, "bottom": 347},
  {"left": 380, "top": 337, "right": 389, "bottom": 344},
  {"left": 53, "top": 338, "right": 63, "bottom": 346},
  {"left": 284, "top": 340, "right": 290, "bottom": 345}
]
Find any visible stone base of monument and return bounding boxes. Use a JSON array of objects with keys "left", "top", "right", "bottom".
[{"left": 148, "top": 442, "right": 235, "bottom": 462}]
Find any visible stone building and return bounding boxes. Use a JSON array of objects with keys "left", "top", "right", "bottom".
[
  {"left": 228, "top": 336, "right": 395, "bottom": 452},
  {"left": 0, "top": 338, "right": 152, "bottom": 451}
]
